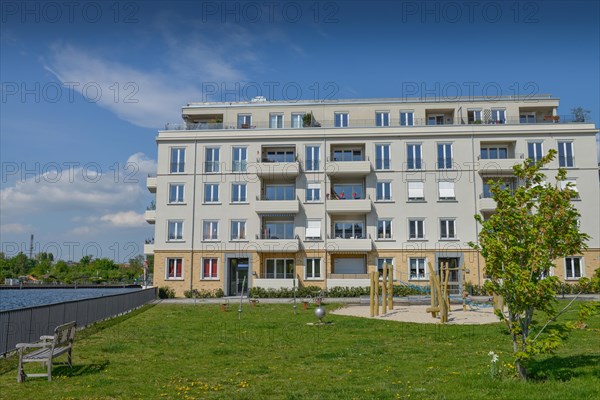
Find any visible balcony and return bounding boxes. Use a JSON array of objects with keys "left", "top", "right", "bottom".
[
  {"left": 254, "top": 160, "right": 300, "bottom": 179},
  {"left": 478, "top": 196, "right": 497, "bottom": 212},
  {"left": 143, "top": 242, "right": 154, "bottom": 255},
  {"left": 326, "top": 274, "right": 370, "bottom": 289},
  {"left": 144, "top": 210, "right": 156, "bottom": 224},
  {"left": 327, "top": 235, "right": 373, "bottom": 252},
  {"left": 325, "top": 159, "right": 371, "bottom": 177},
  {"left": 326, "top": 197, "right": 371, "bottom": 215},
  {"left": 254, "top": 234, "right": 300, "bottom": 252},
  {"left": 146, "top": 175, "right": 156, "bottom": 193},
  {"left": 255, "top": 196, "right": 300, "bottom": 214},
  {"left": 477, "top": 155, "right": 524, "bottom": 175}
]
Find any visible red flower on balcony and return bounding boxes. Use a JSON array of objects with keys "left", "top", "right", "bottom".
[{"left": 353, "top": 192, "right": 357, "bottom": 198}]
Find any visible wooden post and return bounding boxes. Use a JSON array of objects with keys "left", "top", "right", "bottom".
[
  {"left": 382, "top": 265, "right": 387, "bottom": 314},
  {"left": 374, "top": 270, "right": 379, "bottom": 316},
  {"left": 369, "top": 271, "right": 375, "bottom": 317},
  {"left": 387, "top": 264, "right": 393, "bottom": 310}
]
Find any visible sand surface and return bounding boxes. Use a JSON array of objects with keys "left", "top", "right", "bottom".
[{"left": 331, "top": 304, "right": 500, "bottom": 325}]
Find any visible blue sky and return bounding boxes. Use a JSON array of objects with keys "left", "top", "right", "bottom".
[{"left": 1, "top": 0, "right": 599, "bottom": 262}]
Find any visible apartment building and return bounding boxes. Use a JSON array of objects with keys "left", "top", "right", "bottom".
[{"left": 145, "top": 95, "right": 600, "bottom": 297}]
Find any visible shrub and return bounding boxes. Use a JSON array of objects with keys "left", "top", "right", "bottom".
[
  {"left": 184, "top": 288, "right": 224, "bottom": 298},
  {"left": 158, "top": 286, "right": 175, "bottom": 299}
]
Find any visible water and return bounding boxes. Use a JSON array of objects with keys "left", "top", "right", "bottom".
[{"left": 0, "top": 288, "right": 141, "bottom": 312}]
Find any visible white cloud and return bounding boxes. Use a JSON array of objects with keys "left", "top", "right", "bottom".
[
  {"left": 100, "top": 211, "right": 146, "bottom": 228},
  {"left": 71, "top": 226, "right": 95, "bottom": 236},
  {"left": 0, "top": 223, "right": 33, "bottom": 234}
]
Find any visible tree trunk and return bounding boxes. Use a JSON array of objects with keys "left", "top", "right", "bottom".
[{"left": 515, "top": 359, "right": 527, "bottom": 380}]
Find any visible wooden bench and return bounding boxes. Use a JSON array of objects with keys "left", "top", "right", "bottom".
[{"left": 16, "top": 321, "right": 76, "bottom": 382}]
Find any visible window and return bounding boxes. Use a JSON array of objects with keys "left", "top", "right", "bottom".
[
  {"left": 306, "top": 182, "right": 321, "bottom": 202},
  {"left": 237, "top": 114, "right": 252, "bottom": 128},
  {"left": 306, "top": 258, "right": 321, "bottom": 279},
  {"left": 437, "top": 143, "right": 453, "bottom": 169},
  {"left": 559, "top": 178, "right": 579, "bottom": 198},
  {"left": 332, "top": 148, "right": 363, "bottom": 161},
  {"left": 332, "top": 183, "right": 364, "bottom": 200},
  {"left": 438, "top": 181, "right": 455, "bottom": 200},
  {"left": 232, "top": 147, "right": 247, "bottom": 172},
  {"left": 334, "top": 112, "right": 349, "bottom": 127},
  {"left": 264, "top": 149, "right": 295, "bottom": 162},
  {"left": 481, "top": 146, "right": 508, "bottom": 159},
  {"left": 440, "top": 219, "right": 456, "bottom": 239},
  {"left": 527, "top": 142, "right": 543, "bottom": 163},
  {"left": 202, "top": 220, "right": 219, "bottom": 241},
  {"left": 406, "top": 144, "right": 422, "bottom": 170},
  {"left": 490, "top": 108, "right": 506, "bottom": 124},
  {"left": 166, "top": 258, "right": 183, "bottom": 279},
  {"left": 375, "top": 144, "right": 391, "bottom": 170},
  {"left": 202, "top": 258, "right": 218, "bottom": 280},
  {"left": 264, "top": 184, "right": 295, "bottom": 200},
  {"left": 408, "top": 181, "right": 424, "bottom": 201},
  {"left": 376, "top": 181, "right": 392, "bottom": 201},
  {"left": 519, "top": 113, "right": 535, "bottom": 123},
  {"left": 483, "top": 180, "right": 514, "bottom": 198},
  {"left": 263, "top": 221, "right": 294, "bottom": 239},
  {"left": 377, "top": 219, "right": 393, "bottom": 239},
  {"left": 204, "top": 183, "right": 219, "bottom": 203},
  {"left": 167, "top": 220, "right": 183, "bottom": 241},
  {"left": 376, "top": 112, "right": 390, "bottom": 127},
  {"left": 409, "top": 258, "right": 426, "bottom": 280},
  {"left": 333, "top": 221, "right": 364, "bottom": 239},
  {"left": 400, "top": 111, "right": 414, "bottom": 126},
  {"left": 565, "top": 257, "right": 583, "bottom": 279},
  {"left": 427, "top": 114, "right": 445, "bottom": 125},
  {"left": 170, "top": 148, "right": 185, "bottom": 173},
  {"left": 305, "top": 145, "right": 320, "bottom": 171},
  {"left": 377, "top": 258, "right": 394, "bottom": 277},
  {"left": 468, "top": 109, "right": 482, "bottom": 124},
  {"left": 291, "top": 113, "right": 305, "bottom": 128},
  {"left": 266, "top": 258, "right": 294, "bottom": 279},
  {"left": 231, "top": 220, "right": 247, "bottom": 240},
  {"left": 168, "top": 184, "right": 184, "bottom": 204},
  {"left": 409, "top": 219, "right": 425, "bottom": 239},
  {"left": 231, "top": 183, "right": 247, "bottom": 203},
  {"left": 558, "top": 141, "right": 574, "bottom": 167},
  {"left": 306, "top": 219, "right": 321, "bottom": 240},
  {"left": 205, "top": 147, "right": 220, "bottom": 173},
  {"left": 269, "top": 113, "right": 283, "bottom": 129}
]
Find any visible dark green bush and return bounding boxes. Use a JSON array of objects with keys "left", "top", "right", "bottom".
[
  {"left": 184, "top": 288, "right": 224, "bottom": 298},
  {"left": 158, "top": 286, "right": 175, "bottom": 299}
]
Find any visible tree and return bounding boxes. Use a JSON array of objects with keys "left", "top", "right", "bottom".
[
  {"left": 469, "top": 150, "right": 589, "bottom": 379},
  {"left": 571, "top": 107, "right": 590, "bottom": 122}
]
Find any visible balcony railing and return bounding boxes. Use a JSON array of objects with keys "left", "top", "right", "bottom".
[{"left": 163, "top": 115, "right": 592, "bottom": 131}]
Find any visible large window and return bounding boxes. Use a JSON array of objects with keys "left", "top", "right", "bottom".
[
  {"left": 376, "top": 181, "right": 392, "bottom": 201},
  {"left": 168, "top": 184, "right": 184, "bottom": 204},
  {"left": 231, "top": 183, "right": 247, "bottom": 203},
  {"left": 269, "top": 113, "right": 284, "bottom": 128},
  {"left": 332, "top": 183, "right": 364, "bottom": 200},
  {"left": 231, "top": 220, "right": 247, "bottom": 240},
  {"left": 558, "top": 141, "right": 574, "bottom": 167},
  {"left": 559, "top": 178, "right": 579, "bottom": 199},
  {"left": 334, "top": 112, "right": 349, "bottom": 127},
  {"left": 237, "top": 114, "right": 252, "bottom": 128},
  {"left": 408, "top": 219, "right": 425, "bottom": 240},
  {"left": 306, "top": 182, "right": 321, "bottom": 202},
  {"left": 264, "top": 184, "right": 295, "bottom": 200},
  {"left": 437, "top": 143, "right": 453, "bottom": 169},
  {"left": 375, "top": 144, "right": 391, "bottom": 170},
  {"left": 306, "top": 220, "right": 321, "bottom": 239},
  {"left": 204, "top": 183, "right": 219, "bottom": 203},
  {"left": 480, "top": 146, "right": 508, "bottom": 159},
  {"left": 266, "top": 258, "right": 294, "bottom": 279},
  {"left": 305, "top": 258, "right": 321, "bottom": 279},
  {"left": 438, "top": 181, "right": 455, "bottom": 200},
  {"left": 406, "top": 144, "right": 422, "bottom": 170},
  {"left": 490, "top": 108, "right": 506, "bottom": 124},
  {"left": 468, "top": 109, "right": 482, "bottom": 124},
  {"left": 564, "top": 257, "right": 582, "bottom": 279},
  {"left": 232, "top": 146, "right": 247, "bottom": 172},
  {"left": 334, "top": 221, "right": 364, "bottom": 239},
  {"left": 400, "top": 111, "right": 414, "bottom": 126},
  {"left": 202, "top": 258, "right": 218, "bottom": 280},
  {"left": 440, "top": 219, "right": 456, "bottom": 239},
  {"left": 520, "top": 113, "right": 535, "bottom": 124},
  {"left": 170, "top": 148, "right": 185, "bottom": 173},
  {"left": 376, "top": 112, "right": 390, "bottom": 127},
  {"left": 167, "top": 220, "right": 183, "bottom": 241},
  {"left": 305, "top": 145, "right": 320, "bottom": 171},
  {"left": 263, "top": 221, "right": 294, "bottom": 239},
  {"left": 408, "top": 181, "right": 424, "bottom": 201},
  {"left": 527, "top": 142, "right": 543, "bottom": 163},
  {"left": 202, "top": 220, "right": 219, "bottom": 241},
  {"left": 377, "top": 219, "right": 393, "bottom": 239},
  {"left": 332, "top": 148, "right": 362, "bottom": 161},
  {"left": 377, "top": 258, "right": 394, "bottom": 277},
  {"left": 409, "top": 258, "right": 426, "bottom": 280},
  {"left": 264, "top": 149, "right": 295, "bottom": 162},
  {"left": 205, "top": 147, "right": 220, "bottom": 173},
  {"left": 291, "top": 112, "right": 305, "bottom": 128},
  {"left": 166, "top": 258, "right": 183, "bottom": 279}
]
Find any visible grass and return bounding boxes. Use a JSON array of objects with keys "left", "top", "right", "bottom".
[{"left": 0, "top": 301, "right": 598, "bottom": 399}]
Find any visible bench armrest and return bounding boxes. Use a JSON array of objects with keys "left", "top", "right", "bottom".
[
  {"left": 39, "top": 336, "right": 54, "bottom": 341},
  {"left": 16, "top": 342, "right": 52, "bottom": 349}
]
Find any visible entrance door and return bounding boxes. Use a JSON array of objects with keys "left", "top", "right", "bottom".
[
  {"left": 228, "top": 258, "right": 249, "bottom": 296},
  {"left": 438, "top": 257, "right": 460, "bottom": 295}
]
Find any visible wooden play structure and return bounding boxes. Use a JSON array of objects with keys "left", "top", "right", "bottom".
[
  {"left": 425, "top": 261, "right": 469, "bottom": 324},
  {"left": 369, "top": 263, "right": 393, "bottom": 317}
]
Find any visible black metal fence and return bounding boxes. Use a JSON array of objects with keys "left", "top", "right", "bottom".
[{"left": 0, "top": 288, "right": 156, "bottom": 356}]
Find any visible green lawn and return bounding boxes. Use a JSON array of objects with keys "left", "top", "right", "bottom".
[{"left": 0, "top": 301, "right": 598, "bottom": 399}]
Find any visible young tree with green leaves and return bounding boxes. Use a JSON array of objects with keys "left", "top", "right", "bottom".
[{"left": 469, "top": 149, "right": 589, "bottom": 379}]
